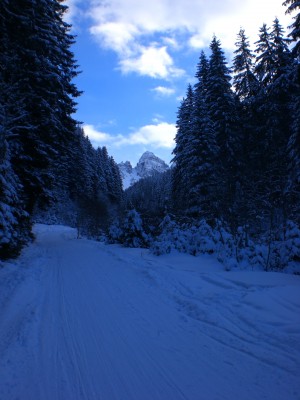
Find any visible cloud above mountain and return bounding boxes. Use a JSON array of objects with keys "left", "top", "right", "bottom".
[
  {"left": 84, "top": 122, "right": 176, "bottom": 150},
  {"left": 79, "top": 0, "right": 289, "bottom": 79}
]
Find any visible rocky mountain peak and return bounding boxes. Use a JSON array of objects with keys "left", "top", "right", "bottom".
[
  {"left": 118, "top": 152, "right": 169, "bottom": 189},
  {"left": 118, "top": 161, "right": 133, "bottom": 174},
  {"left": 136, "top": 151, "right": 169, "bottom": 178}
]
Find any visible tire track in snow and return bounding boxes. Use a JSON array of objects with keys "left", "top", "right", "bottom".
[{"left": 1, "top": 225, "right": 300, "bottom": 400}]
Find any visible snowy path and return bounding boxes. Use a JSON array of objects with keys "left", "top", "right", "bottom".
[{"left": 0, "top": 225, "right": 299, "bottom": 400}]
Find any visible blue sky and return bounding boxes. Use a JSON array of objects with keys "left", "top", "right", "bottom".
[{"left": 65, "top": 0, "right": 291, "bottom": 165}]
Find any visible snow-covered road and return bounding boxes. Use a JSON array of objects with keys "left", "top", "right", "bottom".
[{"left": 0, "top": 224, "right": 299, "bottom": 400}]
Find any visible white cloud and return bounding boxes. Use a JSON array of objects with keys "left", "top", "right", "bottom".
[
  {"left": 80, "top": 0, "right": 290, "bottom": 78},
  {"left": 162, "top": 37, "right": 180, "bottom": 50},
  {"left": 90, "top": 22, "right": 138, "bottom": 55},
  {"left": 83, "top": 122, "right": 176, "bottom": 150},
  {"left": 188, "top": 34, "right": 206, "bottom": 50},
  {"left": 126, "top": 123, "right": 176, "bottom": 148},
  {"left": 120, "top": 45, "right": 184, "bottom": 79},
  {"left": 84, "top": 124, "right": 115, "bottom": 143},
  {"left": 152, "top": 86, "right": 176, "bottom": 96}
]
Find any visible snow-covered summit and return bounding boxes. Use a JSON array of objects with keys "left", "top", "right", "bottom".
[
  {"left": 118, "top": 151, "right": 169, "bottom": 189},
  {"left": 118, "top": 161, "right": 133, "bottom": 175},
  {"left": 136, "top": 151, "right": 169, "bottom": 177}
]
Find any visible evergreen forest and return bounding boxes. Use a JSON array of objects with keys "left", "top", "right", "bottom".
[
  {"left": 1, "top": 0, "right": 299, "bottom": 271},
  {"left": 0, "top": 0, "right": 123, "bottom": 258}
]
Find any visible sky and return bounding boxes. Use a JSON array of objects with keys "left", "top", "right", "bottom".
[{"left": 65, "top": 0, "right": 292, "bottom": 166}]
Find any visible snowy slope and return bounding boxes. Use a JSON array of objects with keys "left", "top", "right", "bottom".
[
  {"left": 0, "top": 224, "right": 300, "bottom": 400},
  {"left": 118, "top": 151, "right": 169, "bottom": 189}
]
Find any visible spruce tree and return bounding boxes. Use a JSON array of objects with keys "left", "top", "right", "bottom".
[
  {"left": 0, "top": 0, "right": 81, "bottom": 256},
  {"left": 232, "top": 28, "right": 263, "bottom": 228},
  {"left": 171, "top": 84, "right": 194, "bottom": 212},
  {"left": 233, "top": 28, "right": 259, "bottom": 100},
  {"left": 283, "top": 0, "right": 300, "bottom": 196},
  {"left": 0, "top": 109, "right": 31, "bottom": 259},
  {"left": 254, "top": 24, "right": 275, "bottom": 86},
  {"left": 109, "top": 158, "right": 123, "bottom": 205},
  {"left": 253, "top": 19, "right": 296, "bottom": 233},
  {"left": 2, "top": 0, "right": 80, "bottom": 213},
  {"left": 283, "top": 0, "right": 300, "bottom": 58},
  {"left": 206, "top": 36, "right": 240, "bottom": 226},
  {"left": 187, "top": 52, "right": 219, "bottom": 219}
]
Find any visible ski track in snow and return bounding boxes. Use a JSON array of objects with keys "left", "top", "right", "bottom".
[{"left": 0, "top": 224, "right": 299, "bottom": 400}]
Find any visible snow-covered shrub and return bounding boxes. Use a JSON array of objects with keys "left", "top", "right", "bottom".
[
  {"left": 284, "top": 221, "right": 300, "bottom": 262},
  {"left": 107, "top": 218, "right": 123, "bottom": 244},
  {"left": 188, "top": 220, "right": 216, "bottom": 255},
  {"left": 214, "top": 222, "right": 236, "bottom": 266},
  {"left": 239, "top": 241, "right": 265, "bottom": 270},
  {"left": 150, "top": 215, "right": 176, "bottom": 255},
  {"left": 265, "top": 221, "right": 300, "bottom": 270},
  {"left": 120, "top": 209, "right": 149, "bottom": 248},
  {"left": 151, "top": 238, "right": 172, "bottom": 255},
  {"left": 151, "top": 217, "right": 217, "bottom": 256},
  {"left": 150, "top": 215, "right": 300, "bottom": 272},
  {"left": 150, "top": 214, "right": 188, "bottom": 254}
]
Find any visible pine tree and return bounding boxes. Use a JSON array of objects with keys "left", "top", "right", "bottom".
[
  {"left": 0, "top": 109, "right": 31, "bottom": 259},
  {"left": 0, "top": 1, "right": 31, "bottom": 258},
  {"left": 283, "top": 0, "right": 300, "bottom": 192},
  {"left": 0, "top": 0, "right": 81, "bottom": 256},
  {"left": 232, "top": 28, "right": 263, "bottom": 228},
  {"left": 283, "top": 0, "right": 300, "bottom": 58},
  {"left": 171, "top": 84, "right": 194, "bottom": 211},
  {"left": 2, "top": 0, "right": 80, "bottom": 213},
  {"left": 194, "top": 51, "right": 210, "bottom": 99},
  {"left": 272, "top": 18, "right": 295, "bottom": 81},
  {"left": 233, "top": 28, "right": 259, "bottom": 100},
  {"left": 187, "top": 52, "right": 219, "bottom": 219},
  {"left": 110, "top": 158, "right": 123, "bottom": 205},
  {"left": 252, "top": 19, "right": 297, "bottom": 234},
  {"left": 121, "top": 209, "right": 149, "bottom": 248},
  {"left": 206, "top": 36, "right": 240, "bottom": 226},
  {"left": 254, "top": 24, "right": 275, "bottom": 86}
]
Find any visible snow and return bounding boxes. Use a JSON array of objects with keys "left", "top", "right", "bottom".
[
  {"left": 118, "top": 151, "right": 169, "bottom": 189},
  {"left": 0, "top": 224, "right": 299, "bottom": 400},
  {"left": 135, "top": 151, "right": 169, "bottom": 177},
  {"left": 121, "top": 167, "right": 140, "bottom": 190}
]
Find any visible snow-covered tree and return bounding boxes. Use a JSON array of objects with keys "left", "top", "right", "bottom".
[
  {"left": 283, "top": 0, "right": 300, "bottom": 58},
  {"left": 4, "top": 0, "right": 80, "bottom": 212},
  {"left": 233, "top": 28, "right": 259, "bottom": 100},
  {"left": 187, "top": 51, "right": 219, "bottom": 218},
  {"left": 206, "top": 36, "right": 240, "bottom": 225},
  {"left": 0, "top": 0, "right": 81, "bottom": 256},
  {"left": 254, "top": 24, "right": 275, "bottom": 86},
  {"left": 283, "top": 1, "right": 300, "bottom": 189},
  {"left": 0, "top": 117, "right": 30, "bottom": 259},
  {"left": 120, "top": 209, "right": 149, "bottom": 248},
  {"left": 171, "top": 84, "right": 194, "bottom": 211}
]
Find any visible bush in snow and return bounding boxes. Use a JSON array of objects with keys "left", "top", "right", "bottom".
[
  {"left": 264, "top": 221, "right": 300, "bottom": 270},
  {"left": 122, "top": 211, "right": 300, "bottom": 272},
  {"left": 150, "top": 214, "right": 178, "bottom": 255},
  {"left": 107, "top": 218, "right": 123, "bottom": 244},
  {"left": 151, "top": 217, "right": 217, "bottom": 256},
  {"left": 285, "top": 221, "right": 300, "bottom": 262},
  {"left": 185, "top": 220, "right": 217, "bottom": 256},
  {"left": 120, "top": 209, "right": 149, "bottom": 248}
]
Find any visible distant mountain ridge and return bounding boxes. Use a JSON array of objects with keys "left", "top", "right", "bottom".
[{"left": 118, "top": 151, "right": 169, "bottom": 189}]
